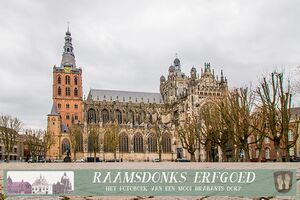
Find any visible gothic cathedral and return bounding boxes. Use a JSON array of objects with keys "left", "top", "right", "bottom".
[{"left": 47, "top": 28, "right": 228, "bottom": 162}]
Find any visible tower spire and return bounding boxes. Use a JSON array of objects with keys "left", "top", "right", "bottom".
[
  {"left": 67, "top": 21, "right": 70, "bottom": 33},
  {"left": 61, "top": 24, "right": 76, "bottom": 68}
]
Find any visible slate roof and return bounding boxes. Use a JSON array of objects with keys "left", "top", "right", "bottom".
[
  {"left": 61, "top": 124, "right": 70, "bottom": 133},
  {"left": 290, "top": 107, "right": 300, "bottom": 119},
  {"left": 87, "top": 89, "right": 163, "bottom": 104},
  {"left": 61, "top": 53, "right": 76, "bottom": 68},
  {"left": 48, "top": 103, "right": 59, "bottom": 116}
]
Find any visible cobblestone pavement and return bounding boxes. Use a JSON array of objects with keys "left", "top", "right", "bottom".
[{"left": 0, "top": 162, "right": 299, "bottom": 200}]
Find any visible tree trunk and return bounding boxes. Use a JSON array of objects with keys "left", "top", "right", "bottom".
[
  {"left": 94, "top": 151, "right": 97, "bottom": 162},
  {"left": 190, "top": 152, "right": 196, "bottom": 162},
  {"left": 274, "top": 143, "right": 281, "bottom": 162},
  {"left": 158, "top": 148, "right": 162, "bottom": 161},
  {"left": 220, "top": 146, "right": 227, "bottom": 162},
  {"left": 244, "top": 148, "right": 250, "bottom": 162},
  {"left": 285, "top": 146, "right": 290, "bottom": 162},
  {"left": 114, "top": 151, "right": 117, "bottom": 161},
  {"left": 73, "top": 151, "right": 77, "bottom": 161}
]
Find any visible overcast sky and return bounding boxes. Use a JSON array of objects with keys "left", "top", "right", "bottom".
[{"left": 1, "top": 0, "right": 300, "bottom": 129}]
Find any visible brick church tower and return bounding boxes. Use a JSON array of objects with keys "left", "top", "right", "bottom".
[{"left": 51, "top": 27, "right": 83, "bottom": 128}]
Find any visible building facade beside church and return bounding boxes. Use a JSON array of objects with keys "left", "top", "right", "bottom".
[{"left": 47, "top": 29, "right": 228, "bottom": 162}]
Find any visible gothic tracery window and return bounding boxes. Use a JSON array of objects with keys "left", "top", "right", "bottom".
[
  {"left": 116, "top": 110, "right": 122, "bottom": 124},
  {"left": 104, "top": 132, "right": 113, "bottom": 152},
  {"left": 134, "top": 133, "right": 143, "bottom": 153},
  {"left": 101, "top": 109, "right": 109, "bottom": 124},
  {"left": 75, "top": 132, "right": 83, "bottom": 152},
  {"left": 57, "top": 75, "right": 61, "bottom": 84},
  {"left": 87, "top": 108, "right": 96, "bottom": 124},
  {"left": 119, "top": 132, "right": 128, "bottom": 153},
  {"left": 61, "top": 138, "right": 70, "bottom": 154},
  {"left": 148, "top": 134, "right": 157, "bottom": 153},
  {"left": 162, "top": 133, "right": 171, "bottom": 153}
]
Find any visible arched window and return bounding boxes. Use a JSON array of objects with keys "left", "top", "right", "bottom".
[
  {"left": 288, "top": 130, "right": 293, "bottom": 141},
  {"left": 87, "top": 109, "right": 96, "bottom": 124},
  {"left": 65, "top": 87, "right": 71, "bottom": 96},
  {"left": 74, "top": 88, "right": 78, "bottom": 97},
  {"left": 88, "top": 135, "right": 93, "bottom": 153},
  {"left": 162, "top": 133, "right": 171, "bottom": 153},
  {"left": 289, "top": 147, "right": 294, "bottom": 156},
  {"left": 74, "top": 76, "right": 78, "bottom": 85},
  {"left": 265, "top": 148, "right": 270, "bottom": 159},
  {"left": 148, "top": 134, "right": 157, "bottom": 153},
  {"left": 255, "top": 149, "right": 260, "bottom": 159},
  {"left": 58, "top": 87, "right": 61, "bottom": 96},
  {"left": 65, "top": 75, "right": 70, "bottom": 85},
  {"left": 61, "top": 138, "right": 70, "bottom": 155},
  {"left": 104, "top": 133, "right": 113, "bottom": 152},
  {"left": 264, "top": 137, "right": 269, "bottom": 144},
  {"left": 88, "top": 130, "right": 99, "bottom": 153},
  {"left": 57, "top": 75, "right": 61, "bottom": 84},
  {"left": 101, "top": 109, "right": 109, "bottom": 124},
  {"left": 119, "top": 132, "right": 128, "bottom": 153},
  {"left": 116, "top": 110, "right": 122, "bottom": 124},
  {"left": 128, "top": 110, "right": 135, "bottom": 124},
  {"left": 134, "top": 133, "right": 143, "bottom": 153},
  {"left": 75, "top": 132, "right": 83, "bottom": 152}
]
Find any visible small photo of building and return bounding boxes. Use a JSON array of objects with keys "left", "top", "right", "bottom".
[{"left": 6, "top": 171, "right": 74, "bottom": 195}]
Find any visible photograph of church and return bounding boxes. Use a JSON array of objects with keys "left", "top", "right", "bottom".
[
  {"left": 6, "top": 171, "right": 73, "bottom": 195},
  {"left": 47, "top": 28, "right": 228, "bottom": 162}
]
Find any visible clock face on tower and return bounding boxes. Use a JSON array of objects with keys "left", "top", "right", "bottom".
[{"left": 64, "top": 66, "right": 71, "bottom": 73}]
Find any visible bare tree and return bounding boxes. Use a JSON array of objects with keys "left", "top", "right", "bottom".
[
  {"left": 200, "top": 101, "right": 232, "bottom": 162},
  {"left": 104, "top": 122, "right": 119, "bottom": 161},
  {"left": 177, "top": 115, "right": 198, "bottom": 162},
  {"left": 40, "top": 130, "right": 54, "bottom": 160},
  {"left": 0, "top": 115, "right": 22, "bottom": 162},
  {"left": 256, "top": 72, "right": 294, "bottom": 162},
  {"left": 88, "top": 124, "right": 101, "bottom": 162},
  {"left": 70, "top": 125, "right": 83, "bottom": 161},
  {"left": 24, "top": 129, "right": 43, "bottom": 162}
]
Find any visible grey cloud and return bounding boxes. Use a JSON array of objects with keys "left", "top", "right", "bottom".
[{"left": 0, "top": 0, "right": 300, "bottom": 128}]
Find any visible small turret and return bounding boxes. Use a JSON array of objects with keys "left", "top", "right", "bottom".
[
  {"left": 174, "top": 58, "right": 180, "bottom": 67},
  {"left": 160, "top": 75, "right": 166, "bottom": 83},
  {"left": 168, "top": 65, "right": 175, "bottom": 73},
  {"left": 190, "top": 67, "right": 197, "bottom": 80},
  {"left": 220, "top": 69, "right": 224, "bottom": 83}
]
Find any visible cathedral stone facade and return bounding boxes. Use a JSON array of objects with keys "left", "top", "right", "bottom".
[{"left": 47, "top": 29, "right": 228, "bottom": 161}]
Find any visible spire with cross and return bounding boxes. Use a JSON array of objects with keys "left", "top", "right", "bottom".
[{"left": 61, "top": 22, "right": 76, "bottom": 68}]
